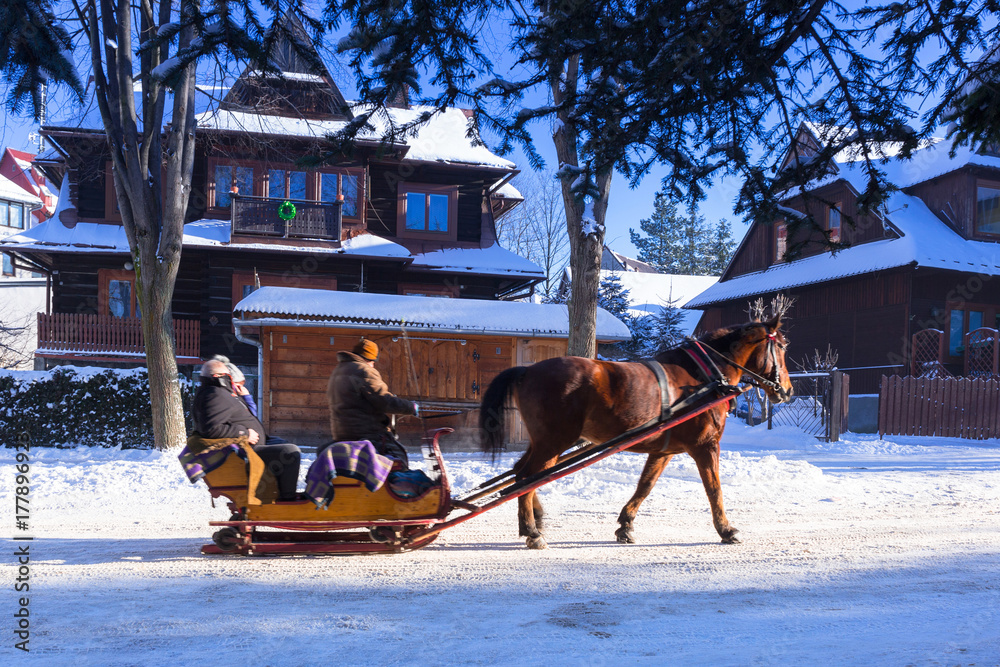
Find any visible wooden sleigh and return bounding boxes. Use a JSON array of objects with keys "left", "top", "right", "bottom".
[{"left": 198, "top": 429, "right": 453, "bottom": 555}]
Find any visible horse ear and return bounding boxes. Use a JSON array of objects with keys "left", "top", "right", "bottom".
[{"left": 765, "top": 314, "right": 782, "bottom": 331}]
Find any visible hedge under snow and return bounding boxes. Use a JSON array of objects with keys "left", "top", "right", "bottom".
[{"left": 0, "top": 366, "right": 192, "bottom": 449}]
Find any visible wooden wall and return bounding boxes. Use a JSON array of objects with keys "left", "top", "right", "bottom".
[
  {"left": 694, "top": 270, "right": 911, "bottom": 394},
  {"left": 260, "top": 325, "right": 567, "bottom": 448}
]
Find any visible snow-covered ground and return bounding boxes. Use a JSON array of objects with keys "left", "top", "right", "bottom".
[{"left": 3, "top": 423, "right": 999, "bottom": 665}]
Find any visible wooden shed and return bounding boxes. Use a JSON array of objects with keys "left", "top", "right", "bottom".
[{"left": 232, "top": 286, "right": 631, "bottom": 449}]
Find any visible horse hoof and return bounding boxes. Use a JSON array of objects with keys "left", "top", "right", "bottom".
[
  {"left": 615, "top": 527, "right": 635, "bottom": 544},
  {"left": 721, "top": 528, "right": 741, "bottom": 544},
  {"left": 526, "top": 535, "right": 548, "bottom": 550}
]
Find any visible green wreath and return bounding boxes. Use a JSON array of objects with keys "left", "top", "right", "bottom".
[{"left": 278, "top": 200, "right": 297, "bottom": 221}]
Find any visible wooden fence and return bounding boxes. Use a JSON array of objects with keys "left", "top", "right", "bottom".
[
  {"left": 37, "top": 313, "right": 200, "bottom": 359},
  {"left": 878, "top": 375, "right": 1000, "bottom": 439}
]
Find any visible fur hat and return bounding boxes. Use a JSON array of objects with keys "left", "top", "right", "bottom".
[
  {"left": 211, "top": 354, "right": 245, "bottom": 382},
  {"left": 352, "top": 339, "right": 379, "bottom": 361}
]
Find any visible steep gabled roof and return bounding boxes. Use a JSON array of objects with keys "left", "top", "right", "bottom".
[
  {"left": 221, "top": 12, "right": 351, "bottom": 120},
  {"left": 687, "top": 191, "right": 1000, "bottom": 309}
]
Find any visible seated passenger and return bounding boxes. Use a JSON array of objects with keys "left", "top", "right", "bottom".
[
  {"left": 192, "top": 358, "right": 301, "bottom": 501},
  {"left": 326, "top": 339, "right": 418, "bottom": 467}
]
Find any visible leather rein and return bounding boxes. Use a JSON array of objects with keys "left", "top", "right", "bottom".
[{"left": 689, "top": 332, "right": 790, "bottom": 401}]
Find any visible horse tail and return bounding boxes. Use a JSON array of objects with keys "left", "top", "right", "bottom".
[{"left": 479, "top": 366, "right": 527, "bottom": 459}]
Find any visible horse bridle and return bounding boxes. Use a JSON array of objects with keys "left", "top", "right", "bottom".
[{"left": 693, "top": 331, "right": 791, "bottom": 401}]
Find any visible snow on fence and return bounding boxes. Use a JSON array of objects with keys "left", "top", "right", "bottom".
[{"left": 878, "top": 375, "right": 1000, "bottom": 439}]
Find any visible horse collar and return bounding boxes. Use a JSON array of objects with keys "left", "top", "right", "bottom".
[{"left": 685, "top": 340, "right": 729, "bottom": 387}]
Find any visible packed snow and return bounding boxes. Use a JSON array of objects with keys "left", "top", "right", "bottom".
[{"left": 2, "top": 422, "right": 998, "bottom": 664}]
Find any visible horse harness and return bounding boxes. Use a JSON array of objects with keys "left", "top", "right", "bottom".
[
  {"left": 638, "top": 332, "right": 786, "bottom": 452},
  {"left": 640, "top": 346, "right": 729, "bottom": 453}
]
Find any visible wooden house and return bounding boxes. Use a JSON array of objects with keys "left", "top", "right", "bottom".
[
  {"left": 0, "top": 15, "right": 548, "bottom": 388},
  {"left": 687, "top": 123, "right": 1000, "bottom": 393}
]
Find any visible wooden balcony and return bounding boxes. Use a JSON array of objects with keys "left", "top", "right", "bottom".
[
  {"left": 36, "top": 313, "right": 200, "bottom": 363},
  {"left": 232, "top": 195, "right": 343, "bottom": 241}
]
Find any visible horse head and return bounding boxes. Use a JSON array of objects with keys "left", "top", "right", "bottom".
[{"left": 747, "top": 315, "right": 794, "bottom": 403}]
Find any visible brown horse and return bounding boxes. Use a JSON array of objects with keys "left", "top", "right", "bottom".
[{"left": 479, "top": 317, "right": 793, "bottom": 549}]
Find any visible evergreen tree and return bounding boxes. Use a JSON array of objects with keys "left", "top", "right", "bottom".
[
  {"left": 706, "top": 219, "right": 736, "bottom": 275},
  {"left": 597, "top": 272, "right": 632, "bottom": 325},
  {"left": 326, "top": 0, "right": 934, "bottom": 359},
  {"left": 629, "top": 196, "right": 734, "bottom": 275},
  {"left": 649, "top": 295, "right": 688, "bottom": 355}
]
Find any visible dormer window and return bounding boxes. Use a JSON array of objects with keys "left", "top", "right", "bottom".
[
  {"left": 775, "top": 219, "right": 787, "bottom": 263},
  {"left": 828, "top": 204, "right": 841, "bottom": 243},
  {"left": 976, "top": 181, "right": 1000, "bottom": 236},
  {"left": 397, "top": 183, "right": 458, "bottom": 241}
]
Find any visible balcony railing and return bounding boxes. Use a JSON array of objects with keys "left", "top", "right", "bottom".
[
  {"left": 232, "top": 195, "right": 343, "bottom": 240},
  {"left": 36, "top": 313, "right": 200, "bottom": 360}
]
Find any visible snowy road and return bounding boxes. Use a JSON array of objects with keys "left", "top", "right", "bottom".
[{"left": 3, "top": 423, "right": 999, "bottom": 666}]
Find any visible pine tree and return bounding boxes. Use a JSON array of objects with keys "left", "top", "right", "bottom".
[
  {"left": 650, "top": 295, "right": 688, "bottom": 355},
  {"left": 629, "top": 196, "right": 733, "bottom": 275},
  {"left": 597, "top": 272, "right": 632, "bottom": 325},
  {"left": 706, "top": 218, "right": 736, "bottom": 275},
  {"left": 326, "top": 0, "right": 937, "bottom": 358}
]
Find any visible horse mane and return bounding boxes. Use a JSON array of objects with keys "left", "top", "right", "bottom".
[{"left": 652, "top": 321, "right": 767, "bottom": 365}]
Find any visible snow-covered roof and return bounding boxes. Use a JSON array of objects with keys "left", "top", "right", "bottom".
[
  {"left": 687, "top": 191, "right": 1000, "bottom": 308},
  {"left": 408, "top": 244, "right": 544, "bottom": 278},
  {"left": 0, "top": 174, "right": 42, "bottom": 206},
  {"left": 193, "top": 104, "right": 515, "bottom": 169},
  {"left": 609, "top": 270, "right": 719, "bottom": 317},
  {"left": 493, "top": 181, "right": 523, "bottom": 199},
  {"left": 234, "top": 286, "right": 632, "bottom": 341},
  {"left": 786, "top": 130, "right": 1000, "bottom": 198}
]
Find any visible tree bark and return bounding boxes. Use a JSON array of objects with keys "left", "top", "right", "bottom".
[
  {"left": 549, "top": 50, "right": 613, "bottom": 359},
  {"left": 86, "top": 0, "right": 196, "bottom": 449}
]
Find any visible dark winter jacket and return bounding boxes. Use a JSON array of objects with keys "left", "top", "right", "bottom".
[
  {"left": 192, "top": 376, "right": 266, "bottom": 441},
  {"left": 327, "top": 351, "right": 416, "bottom": 443}
]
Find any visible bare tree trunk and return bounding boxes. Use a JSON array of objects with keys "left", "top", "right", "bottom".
[{"left": 85, "top": 0, "right": 197, "bottom": 449}]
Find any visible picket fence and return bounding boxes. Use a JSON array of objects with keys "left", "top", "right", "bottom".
[{"left": 878, "top": 375, "right": 1000, "bottom": 439}]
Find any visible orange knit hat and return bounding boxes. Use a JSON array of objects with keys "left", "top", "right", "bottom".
[{"left": 353, "top": 339, "right": 379, "bottom": 361}]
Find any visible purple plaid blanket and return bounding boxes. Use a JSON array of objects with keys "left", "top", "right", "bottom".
[
  {"left": 305, "top": 440, "right": 393, "bottom": 510},
  {"left": 177, "top": 444, "right": 242, "bottom": 484}
]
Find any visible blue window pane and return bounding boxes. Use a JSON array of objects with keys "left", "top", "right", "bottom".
[
  {"left": 949, "top": 309, "right": 965, "bottom": 356},
  {"left": 8, "top": 204, "right": 23, "bottom": 229},
  {"left": 269, "top": 170, "right": 285, "bottom": 198},
  {"left": 320, "top": 173, "right": 338, "bottom": 202},
  {"left": 342, "top": 175, "right": 359, "bottom": 217},
  {"left": 970, "top": 310, "right": 983, "bottom": 332},
  {"left": 829, "top": 207, "right": 841, "bottom": 234},
  {"left": 977, "top": 185, "right": 1000, "bottom": 234},
  {"left": 234, "top": 166, "right": 253, "bottom": 199},
  {"left": 2, "top": 253, "right": 12, "bottom": 276},
  {"left": 289, "top": 171, "right": 306, "bottom": 200},
  {"left": 215, "top": 165, "right": 232, "bottom": 207},
  {"left": 109, "top": 280, "right": 131, "bottom": 318},
  {"left": 428, "top": 194, "right": 448, "bottom": 232},
  {"left": 0, "top": 201, "right": 8, "bottom": 227},
  {"left": 406, "top": 192, "right": 425, "bottom": 230}
]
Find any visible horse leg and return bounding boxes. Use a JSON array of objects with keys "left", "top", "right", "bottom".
[
  {"left": 532, "top": 492, "right": 545, "bottom": 531},
  {"left": 516, "top": 454, "right": 558, "bottom": 549},
  {"left": 615, "top": 452, "right": 674, "bottom": 544},
  {"left": 689, "top": 446, "right": 740, "bottom": 544}
]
